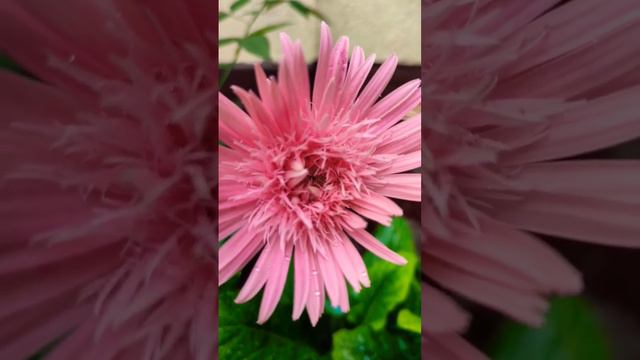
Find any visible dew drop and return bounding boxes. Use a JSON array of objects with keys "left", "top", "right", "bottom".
[
  {"left": 255, "top": 267, "right": 260, "bottom": 273},
  {"left": 360, "top": 271, "right": 368, "bottom": 277},
  {"left": 314, "top": 291, "right": 321, "bottom": 296},
  {"left": 68, "top": 54, "right": 76, "bottom": 63},
  {"left": 311, "top": 270, "right": 318, "bottom": 276}
]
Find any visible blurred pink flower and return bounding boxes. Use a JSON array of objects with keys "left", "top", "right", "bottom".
[
  {"left": 219, "top": 23, "right": 421, "bottom": 325},
  {"left": 0, "top": 1, "right": 216, "bottom": 359},
  {"left": 424, "top": 0, "right": 640, "bottom": 357}
]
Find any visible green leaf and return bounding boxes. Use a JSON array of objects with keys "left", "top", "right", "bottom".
[
  {"left": 490, "top": 297, "right": 611, "bottom": 360},
  {"left": 239, "top": 35, "right": 271, "bottom": 61},
  {"left": 288, "top": 1, "right": 327, "bottom": 21},
  {"left": 373, "top": 217, "right": 416, "bottom": 254},
  {"left": 219, "top": 11, "right": 230, "bottom": 21},
  {"left": 397, "top": 309, "right": 421, "bottom": 334},
  {"left": 248, "top": 22, "right": 291, "bottom": 37},
  {"left": 265, "top": 0, "right": 285, "bottom": 10},
  {"left": 219, "top": 37, "right": 241, "bottom": 47},
  {"left": 230, "top": 0, "right": 250, "bottom": 12},
  {"left": 347, "top": 218, "right": 418, "bottom": 330},
  {"left": 219, "top": 278, "right": 325, "bottom": 360},
  {"left": 331, "top": 326, "right": 419, "bottom": 360}
]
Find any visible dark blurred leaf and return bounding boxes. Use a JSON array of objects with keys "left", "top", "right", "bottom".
[
  {"left": 490, "top": 297, "right": 611, "bottom": 360},
  {"left": 347, "top": 218, "right": 418, "bottom": 330},
  {"left": 219, "top": 37, "right": 241, "bottom": 47},
  {"left": 249, "top": 22, "right": 290, "bottom": 37},
  {"left": 239, "top": 35, "right": 271, "bottom": 61},
  {"left": 1, "top": 54, "right": 23, "bottom": 74},
  {"left": 332, "top": 326, "right": 419, "bottom": 360},
  {"left": 405, "top": 280, "right": 421, "bottom": 316},
  {"left": 396, "top": 309, "right": 421, "bottom": 334},
  {"left": 288, "top": 1, "right": 327, "bottom": 21},
  {"left": 219, "top": 11, "right": 230, "bottom": 21},
  {"left": 230, "top": 0, "right": 250, "bottom": 12}
]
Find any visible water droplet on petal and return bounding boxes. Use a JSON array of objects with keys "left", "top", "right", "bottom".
[
  {"left": 314, "top": 291, "right": 321, "bottom": 296},
  {"left": 311, "top": 270, "right": 318, "bottom": 276},
  {"left": 255, "top": 267, "right": 260, "bottom": 273}
]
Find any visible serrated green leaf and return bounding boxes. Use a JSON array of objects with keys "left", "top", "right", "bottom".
[
  {"left": 239, "top": 35, "right": 271, "bottom": 61},
  {"left": 230, "top": 0, "right": 250, "bottom": 12},
  {"left": 347, "top": 218, "right": 418, "bottom": 330},
  {"left": 397, "top": 309, "right": 421, "bottom": 334},
  {"left": 490, "top": 297, "right": 611, "bottom": 360},
  {"left": 248, "top": 22, "right": 290, "bottom": 37},
  {"left": 331, "top": 326, "right": 419, "bottom": 360},
  {"left": 288, "top": 1, "right": 327, "bottom": 21}
]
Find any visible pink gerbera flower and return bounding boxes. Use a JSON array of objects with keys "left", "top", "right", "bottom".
[
  {"left": 424, "top": 0, "right": 640, "bottom": 358},
  {"left": 219, "top": 23, "right": 421, "bottom": 325},
  {"left": 0, "top": 1, "right": 216, "bottom": 359}
]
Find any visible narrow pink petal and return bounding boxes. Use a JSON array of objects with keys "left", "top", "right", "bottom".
[
  {"left": 234, "top": 240, "right": 277, "bottom": 304},
  {"left": 504, "top": 0, "right": 640, "bottom": 76},
  {"left": 305, "top": 253, "right": 325, "bottom": 326},
  {"left": 373, "top": 173, "right": 421, "bottom": 201},
  {"left": 292, "top": 243, "right": 310, "bottom": 320},
  {"left": 352, "top": 55, "right": 398, "bottom": 118},
  {"left": 423, "top": 284, "right": 469, "bottom": 333},
  {"left": 219, "top": 234, "right": 263, "bottom": 285},
  {"left": 448, "top": 216, "right": 583, "bottom": 294},
  {"left": 312, "top": 21, "right": 334, "bottom": 107},
  {"left": 330, "top": 239, "right": 361, "bottom": 292},
  {"left": 336, "top": 47, "right": 375, "bottom": 111},
  {"left": 346, "top": 228, "right": 407, "bottom": 265},
  {"left": 218, "top": 93, "right": 257, "bottom": 146},
  {"left": 510, "top": 160, "right": 640, "bottom": 203},
  {"left": 501, "top": 85, "right": 640, "bottom": 164},
  {"left": 257, "top": 242, "right": 293, "bottom": 324},
  {"left": 376, "top": 114, "right": 421, "bottom": 155},
  {"left": 379, "top": 151, "right": 421, "bottom": 175},
  {"left": 316, "top": 249, "right": 341, "bottom": 307},
  {"left": 426, "top": 256, "right": 548, "bottom": 326},
  {"left": 368, "top": 79, "right": 421, "bottom": 132},
  {"left": 487, "top": 192, "right": 640, "bottom": 247}
]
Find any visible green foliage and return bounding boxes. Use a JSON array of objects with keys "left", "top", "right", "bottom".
[
  {"left": 287, "top": 1, "right": 326, "bottom": 20},
  {"left": 249, "top": 22, "right": 291, "bottom": 38},
  {"left": 239, "top": 35, "right": 271, "bottom": 61},
  {"left": 218, "top": 218, "right": 421, "bottom": 359},
  {"left": 331, "top": 326, "right": 419, "bottom": 360},
  {"left": 230, "top": 0, "right": 251, "bottom": 12},
  {"left": 347, "top": 219, "right": 418, "bottom": 330},
  {"left": 219, "top": 278, "right": 324, "bottom": 360},
  {"left": 397, "top": 309, "right": 421, "bottom": 334},
  {"left": 218, "top": 0, "right": 325, "bottom": 87},
  {"left": 490, "top": 297, "right": 611, "bottom": 360}
]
